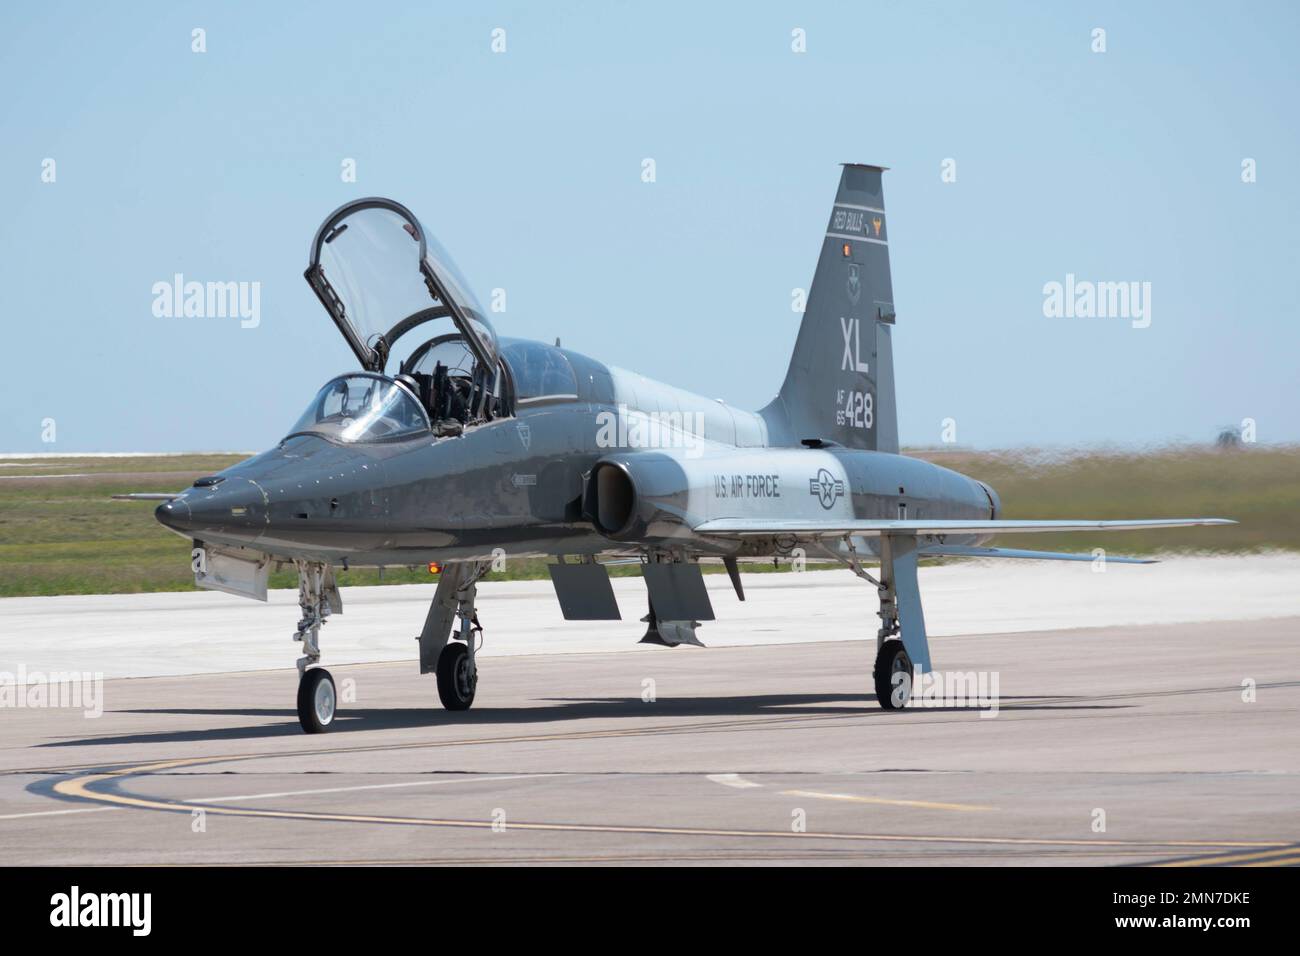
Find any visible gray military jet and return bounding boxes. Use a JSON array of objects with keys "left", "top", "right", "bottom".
[{"left": 136, "top": 164, "right": 1232, "bottom": 732}]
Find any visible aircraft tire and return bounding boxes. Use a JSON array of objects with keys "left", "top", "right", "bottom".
[
  {"left": 436, "top": 642, "right": 476, "bottom": 711},
  {"left": 872, "top": 641, "right": 913, "bottom": 711},
  {"left": 297, "top": 667, "right": 337, "bottom": 733}
]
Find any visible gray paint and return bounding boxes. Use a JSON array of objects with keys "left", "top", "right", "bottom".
[
  {"left": 158, "top": 166, "right": 981, "bottom": 570},
  {"left": 150, "top": 165, "right": 1230, "bottom": 680}
]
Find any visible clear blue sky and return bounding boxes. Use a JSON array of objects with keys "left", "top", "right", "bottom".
[{"left": 2, "top": 1, "right": 1297, "bottom": 452}]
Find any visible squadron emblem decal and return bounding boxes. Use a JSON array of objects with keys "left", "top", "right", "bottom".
[
  {"left": 517, "top": 423, "right": 531, "bottom": 450},
  {"left": 846, "top": 262, "right": 861, "bottom": 305},
  {"left": 808, "top": 468, "right": 845, "bottom": 510}
]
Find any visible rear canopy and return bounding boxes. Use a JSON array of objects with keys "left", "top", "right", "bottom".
[{"left": 304, "top": 198, "right": 498, "bottom": 375}]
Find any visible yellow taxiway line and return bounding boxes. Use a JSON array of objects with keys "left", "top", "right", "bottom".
[{"left": 49, "top": 755, "right": 1287, "bottom": 852}]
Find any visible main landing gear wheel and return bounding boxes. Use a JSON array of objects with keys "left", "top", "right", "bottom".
[
  {"left": 437, "top": 642, "right": 476, "bottom": 711},
  {"left": 297, "top": 667, "right": 337, "bottom": 733},
  {"left": 873, "top": 641, "right": 913, "bottom": 711}
]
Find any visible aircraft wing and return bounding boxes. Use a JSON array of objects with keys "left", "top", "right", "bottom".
[
  {"left": 917, "top": 544, "right": 1155, "bottom": 564},
  {"left": 693, "top": 517, "right": 1235, "bottom": 537}
]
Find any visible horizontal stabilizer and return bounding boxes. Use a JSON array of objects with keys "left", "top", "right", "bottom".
[
  {"left": 694, "top": 517, "right": 1235, "bottom": 538},
  {"left": 920, "top": 545, "right": 1156, "bottom": 564}
]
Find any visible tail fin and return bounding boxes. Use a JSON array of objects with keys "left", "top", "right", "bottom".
[{"left": 761, "top": 164, "right": 898, "bottom": 453}]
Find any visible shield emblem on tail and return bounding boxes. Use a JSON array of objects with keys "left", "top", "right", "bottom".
[{"left": 846, "top": 263, "right": 861, "bottom": 305}]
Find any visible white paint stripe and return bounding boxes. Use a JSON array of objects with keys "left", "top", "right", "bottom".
[
  {"left": 782, "top": 789, "right": 996, "bottom": 812},
  {"left": 834, "top": 203, "right": 886, "bottom": 214},
  {"left": 184, "top": 773, "right": 561, "bottom": 804},
  {"left": 826, "top": 232, "right": 888, "bottom": 246},
  {"left": 706, "top": 773, "right": 763, "bottom": 789},
  {"left": 0, "top": 806, "right": 120, "bottom": 821}
]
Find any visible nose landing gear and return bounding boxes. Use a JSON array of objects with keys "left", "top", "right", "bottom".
[{"left": 292, "top": 561, "right": 343, "bottom": 733}]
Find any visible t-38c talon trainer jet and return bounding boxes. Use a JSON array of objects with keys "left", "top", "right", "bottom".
[{"left": 133, "top": 164, "right": 1232, "bottom": 732}]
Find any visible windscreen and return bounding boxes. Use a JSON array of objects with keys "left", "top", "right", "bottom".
[{"left": 289, "top": 375, "right": 429, "bottom": 443}]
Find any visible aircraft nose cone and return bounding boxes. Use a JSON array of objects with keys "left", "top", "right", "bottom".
[
  {"left": 155, "top": 497, "right": 192, "bottom": 534},
  {"left": 153, "top": 478, "right": 268, "bottom": 542}
]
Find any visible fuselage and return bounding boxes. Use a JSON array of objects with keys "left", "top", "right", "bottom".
[{"left": 156, "top": 339, "right": 999, "bottom": 565}]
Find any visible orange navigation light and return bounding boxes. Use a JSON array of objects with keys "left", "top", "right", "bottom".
[
  {"left": 842, "top": 242, "right": 852, "bottom": 257},
  {"left": 427, "top": 561, "right": 442, "bottom": 575}
]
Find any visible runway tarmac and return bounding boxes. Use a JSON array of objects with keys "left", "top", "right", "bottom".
[
  {"left": 1, "top": 558, "right": 1298, "bottom": 866},
  {"left": 3, "top": 554, "right": 1298, "bottom": 679}
]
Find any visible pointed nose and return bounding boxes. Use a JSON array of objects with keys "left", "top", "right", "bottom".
[
  {"left": 155, "top": 497, "right": 192, "bottom": 534},
  {"left": 153, "top": 478, "right": 268, "bottom": 542}
]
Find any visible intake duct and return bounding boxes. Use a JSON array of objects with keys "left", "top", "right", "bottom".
[{"left": 585, "top": 460, "right": 639, "bottom": 539}]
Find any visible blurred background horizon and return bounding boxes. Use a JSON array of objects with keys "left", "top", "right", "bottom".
[{"left": 2, "top": 1, "right": 1298, "bottom": 453}]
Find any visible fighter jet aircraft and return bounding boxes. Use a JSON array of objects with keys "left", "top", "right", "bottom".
[{"left": 132, "top": 164, "right": 1232, "bottom": 732}]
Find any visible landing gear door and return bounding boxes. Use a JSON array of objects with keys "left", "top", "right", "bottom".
[{"left": 304, "top": 198, "right": 499, "bottom": 377}]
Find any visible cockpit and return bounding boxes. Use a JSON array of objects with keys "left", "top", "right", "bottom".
[
  {"left": 301, "top": 198, "right": 506, "bottom": 440},
  {"left": 289, "top": 374, "right": 430, "bottom": 444},
  {"left": 294, "top": 198, "right": 590, "bottom": 445}
]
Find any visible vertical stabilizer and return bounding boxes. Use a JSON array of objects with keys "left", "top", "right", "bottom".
[{"left": 762, "top": 164, "right": 898, "bottom": 452}]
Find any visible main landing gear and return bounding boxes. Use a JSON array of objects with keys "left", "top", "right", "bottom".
[
  {"left": 835, "top": 535, "right": 929, "bottom": 711},
  {"left": 870, "top": 544, "right": 912, "bottom": 711},
  {"left": 418, "top": 561, "right": 490, "bottom": 712}
]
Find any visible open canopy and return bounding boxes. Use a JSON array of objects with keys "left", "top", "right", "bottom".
[{"left": 304, "top": 198, "right": 498, "bottom": 376}]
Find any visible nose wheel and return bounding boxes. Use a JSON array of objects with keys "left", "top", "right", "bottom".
[
  {"left": 297, "top": 667, "right": 337, "bottom": 733},
  {"left": 436, "top": 642, "right": 476, "bottom": 710}
]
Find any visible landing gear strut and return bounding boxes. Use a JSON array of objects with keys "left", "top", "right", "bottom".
[
  {"left": 293, "top": 560, "right": 342, "bottom": 733},
  {"left": 417, "top": 561, "right": 490, "bottom": 711},
  {"left": 870, "top": 550, "right": 912, "bottom": 709},
  {"left": 832, "top": 534, "right": 927, "bottom": 710}
]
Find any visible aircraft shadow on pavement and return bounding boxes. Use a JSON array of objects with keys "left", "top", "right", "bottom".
[{"left": 37, "top": 693, "right": 1126, "bottom": 748}]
